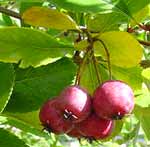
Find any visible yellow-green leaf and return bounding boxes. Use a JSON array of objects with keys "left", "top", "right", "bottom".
[
  {"left": 142, "top": 68, "right": 150, "bottom": 80},
  {"left": 134, "top": 105, "right": 150, "bottom": 139},
  {"left": 130, "top": 5, "right": 150, "bottom": 26},
  {"left": 74, "top": 39, "right": 89, "bottom": 51},
  {"left": 94, "top": 31, "right": 143, "bottom": 67},
  {"left": 22, "top": 6, "right": 78, "bottom": 30}
]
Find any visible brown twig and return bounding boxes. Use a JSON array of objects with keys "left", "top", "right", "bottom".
[
  {"left": 0, "top": 6, "right": 21, "bottom": 19},
  {"left": 138, "top": 39, "right": 150, "bottom": 47},
  {"left": 140, "top": 60, "right": 150, "bottom": 68},
  {"left": 138, "top": 24, "right": 150, "bottom": 31}
]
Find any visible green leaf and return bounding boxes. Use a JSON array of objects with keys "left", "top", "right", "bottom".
[
  {"left": 80, "top": 61, "right": 99, "bottom": 95},
  {"left": 123, "top": 122, "right": 140, "bottom": 141},
  {"left": 142, "top": 68, "right": 150, "bottom": 91},
  {"left": 0, "top": 128, "right": 29, "bottom": 147},
  {"left": 0, "top": 115, "right": 51, "bottom": 147},
  {"left": 80, "top": 60, "right": 109, "bottom": 95},
  {"left": 4, "top": 58, "right": 76, "bottom": 127},
  {"left": 112, "top": 65, "right": 143, "bottom": 90},
  {"left": 141, "top": 114, "right": 150, "bottom": 140},
  {"left": 19, "top": 1, "right": 43, "bottom": 27},
  {"left": 19, "top": 1, "right": 43, "bottom": 14},
  {"left": 22, "top": 6, "right": 78, "bottom": 30},
  {"left": 0, "top": 27, "right": 74, "bottom": 68},
  {"left": 116, "top": 0, "right": 150, "bottom": 15},
  {"left": 4, "top": 110, "right": 41, "bottom": 129},
  {"left": 2, "top": 14, "right": 13, "bottom": 26},
  {"left": 94, "top": 31, "right": 143, "bottom": 67},
  {"left": 0, "top": 63, "right": 14, "bottom": 112},
  {"left": 134, "top": 105, "right": 150, "bottom": 140},
  {"left": 51, "top": 0, "right": 114, "bottom": 13},
  {"left": 51, "top": 0, "right": 150, "bottom": 17},
  {"left": 142, "top": 68, "right": 150, "bottom": 80},
  {"left": 130, "top": 5, "right": 150, "bottom": 26},
  {"left": 88, "top": 12, "right": 126, "bottom": 33},
  {"left": 74, "top": 39, "right": 89, "bottom": 51},
  {"left": 113, "top": 0, "right": 150, "bottom": 22},
  {"left": 135, "top": 88, "right": 150, "bottom": 108}
]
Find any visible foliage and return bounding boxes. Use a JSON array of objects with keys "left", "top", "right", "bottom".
[{"left": 0, "top": 0, "right": 150, "bottom": 146}]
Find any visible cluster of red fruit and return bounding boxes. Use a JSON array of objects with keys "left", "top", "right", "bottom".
[{"left": 39, "top": 80, "right": 134, "bottom": 140}]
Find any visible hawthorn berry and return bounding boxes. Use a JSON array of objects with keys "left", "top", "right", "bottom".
[
  {"left": 39, "top": 98, "right": 73, "bottom": 134},
  {"left": 93, "top": 80, "right": 134, "bottom": 120},
  {"left": 57, "top": 85, "right": 91, "bottom": 123}
]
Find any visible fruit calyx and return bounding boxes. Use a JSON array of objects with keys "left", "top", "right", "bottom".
[
  {"left": 63, "top": 109, "right": 78, "bottom": 120},
  {"left": 111, "top": 112, "right": 124, "bottom": 120}
]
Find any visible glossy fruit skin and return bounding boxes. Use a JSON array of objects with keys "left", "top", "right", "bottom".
[
  {"left": 39, "top": 98, "right": 73, "bottom": 134},
  {"left": 93, "top": 80, "right": 134, "bottom": 120},
  {"left": 67, "top": 126, "right": 83, "bottom": 138},
  {"left": 77, "top": 113, "right": 114, "bottom": 139},
  {"left": 57, "top": 85, "right": 91, "bottom": 123}
]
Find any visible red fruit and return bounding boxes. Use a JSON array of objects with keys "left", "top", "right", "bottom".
[
  {"left": 39, "top": 98, "right": 73, "bottom": 134},
  {"left": 93, "top": 80, "right": 134, "bottom": 120},
  {"left": 77, "top": 114, "right": 114, "bottom": 140},
  {"left": 67, "top": 127, "right": 83, "bottom": 138},
  {"left": 57, "top": 85, "right": 91, "bottom": 123}
]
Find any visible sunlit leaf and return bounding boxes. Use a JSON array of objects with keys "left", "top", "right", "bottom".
[
  {"left": 0, "top": 128, "right": 29, "bottom": 147},
  {"left": 94, "top": 31, "right": 143, "bottom": 67},
  {"left": 130, "top": 5, "right": 150, "bottom": 26},
  {"left": 88, "top": 12, "right": 126, "bottom": 33},
  {"left": 142, "top": 68, "right": 150, "bottom": 80},
  {"left": 0, "top": 27, "right": 74, "bottom": 68},
  {"left": 135, "top": 88, "right": 150, "bottom": 108},
  {"left": 112, "top": 65, "right": 143, "bottom": 90},
  {"left": 134, "top": 105, "right": 150, "bottom": 140},
  {"left": 22, "top": 6, "right": 78, "bottom": 30},
  {"left": 74, "top": 39, "right": 89, "bottom": 51},
  {"left": 51, "top": 0, "right": 114, "bottom": 13},
  {"left": 0, "top": 115, "right": 51, "bottom": 147}
]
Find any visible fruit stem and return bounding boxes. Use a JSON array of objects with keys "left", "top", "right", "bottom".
[
  {"left": 92, "top": 51, "right": 102, "bottom": 84},
  {"left": 75, "top": 29, "right": 94, "bottom": 85},
  {"left": 75, "top": 63, "right": 82, "bottom": 85},
  {"left": 138, "top": 39, "right": 150, "bottom": 46},
  {"left": 138, "top": 23, "right": 150, "bottom": 31},
  {"left": 0, "top": 6, "right": 21, "bottom": 19},
  {"left": 94, "top": 38, "right": 112, "bottom": 80},
  {"left": 75, "top": 48, "right": 90, "bottom": 85}
]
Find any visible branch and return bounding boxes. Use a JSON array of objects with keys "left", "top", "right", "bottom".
[
  {"left": 138, "top": 24, "right": 150, "bottom": 31},
  {"left": 0, "top": 6, "right": 21, "bottom": 19},
  {"left": 138, "top": 39, "right": 150, "bottom": 47},
  {"left": 140, "top": 60, "right": 150, "bottom": 68}
]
